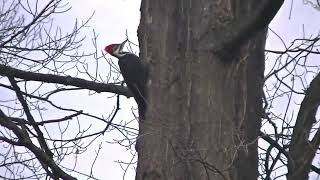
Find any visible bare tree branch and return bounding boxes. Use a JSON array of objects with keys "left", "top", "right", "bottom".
[
  {"left": 0, "top": 0, "right": 56, "bottom": 48},
  {"left": 0, "top": 64, "right": 132, "bottom": 97},
  {"left": 288, "top": 72, "right": 320, "bottom": 179},
  {"left": 0, "top": 110, "right": 77, "bottom": 180},
  {"left": 260, "top": 131, "right": 320, "bottom": 176},
  {"left": 8, "top": 76, "right": 54, "bottom": 158}
]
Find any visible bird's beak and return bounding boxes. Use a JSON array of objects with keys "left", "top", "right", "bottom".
[{"left": 119, "top": 39, "right": 127, "bottom": 51}]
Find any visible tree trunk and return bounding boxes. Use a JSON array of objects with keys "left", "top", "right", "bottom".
[
  {"left": 287, "top": 73, "right": 320, "bottom": 180},
  {"left": 136, "top": 1, "right": 268, "bottom": 180}
]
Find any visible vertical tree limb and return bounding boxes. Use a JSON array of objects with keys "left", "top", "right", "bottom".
[
  {"left": 288, "top": 73, "right": 320, "bottom": 180},
  {"left": 8, "top": 76, "right": 54, "bottom": 158}
]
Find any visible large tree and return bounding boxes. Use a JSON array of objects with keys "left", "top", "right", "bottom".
[{"left": 136, "top": 0, "right": 320, "bottom": 180}]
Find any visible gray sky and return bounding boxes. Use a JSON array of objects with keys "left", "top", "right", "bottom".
[
  {"left": 53, "top": 0, "right": 141, "bottom": 179},
  {"left": 50, "top": 0, "right": 320, "bottom": 179},
  {"left": 266, "top": 1, "right": 320, "bottom": 179},
  {"left": 1, "top": 0, "right": 319, "bottom": 179}
]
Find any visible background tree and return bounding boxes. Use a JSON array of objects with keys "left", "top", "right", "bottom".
[{"left": 1, "top": 0, "right": 320, "bottom": 180}]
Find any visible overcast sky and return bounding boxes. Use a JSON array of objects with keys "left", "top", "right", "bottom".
[
  {"left": 1, "top": 0, "right": 319, "bottom": 179},
  {"left": 52, "top": 1, "right": 141, "bottom": 179},
  {"left": 56, "top": 0, "right": 320, "bottom": 179}
]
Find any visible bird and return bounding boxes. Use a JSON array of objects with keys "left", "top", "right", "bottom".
[{"left": 104, "top": 40, "right": 148, "bottom": 120}]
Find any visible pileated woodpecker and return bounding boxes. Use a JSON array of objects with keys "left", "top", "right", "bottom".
[{"left": 105, "top": 40, "right": 148, "bottom": 120}]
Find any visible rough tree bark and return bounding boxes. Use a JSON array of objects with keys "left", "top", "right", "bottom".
[
  {"left": 136, "top": 0, "right": 283, "bottom": 180},
  {"left": 287, "top": 73, "right": 320, "bottom": 180}
]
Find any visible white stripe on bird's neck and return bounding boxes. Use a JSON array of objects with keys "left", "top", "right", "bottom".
[{"left": 113, "top": 45, "right": 129, "bottom": 58}]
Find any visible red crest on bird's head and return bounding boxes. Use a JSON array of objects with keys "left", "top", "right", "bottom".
[
  {"left": 104, "top": 40, "right": 128, "bottom": 58},
  {"left": 104, "top": 44, "right": 114, "bottom": 54}
]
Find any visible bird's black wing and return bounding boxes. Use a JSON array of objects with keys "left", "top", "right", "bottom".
[{"left": 118, "top": 53, "right": 148, "bottom": 119}]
